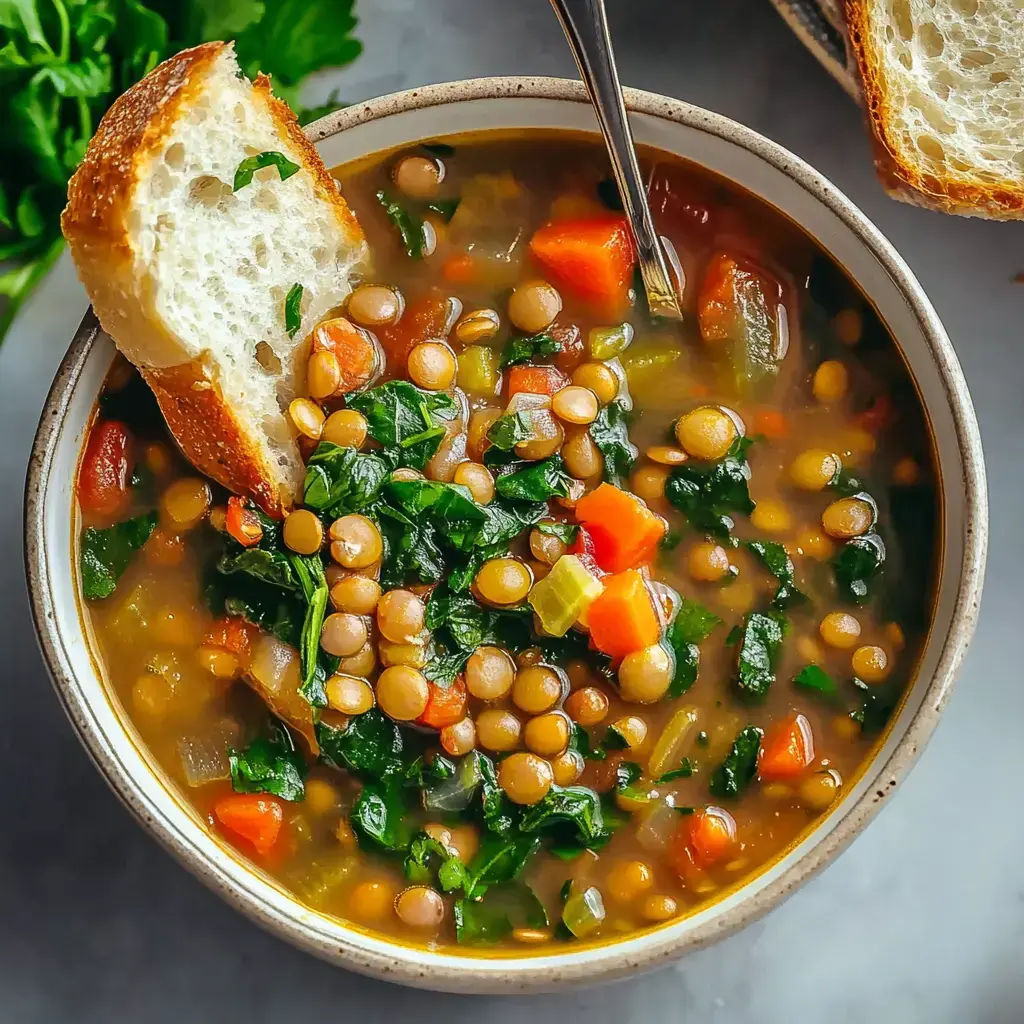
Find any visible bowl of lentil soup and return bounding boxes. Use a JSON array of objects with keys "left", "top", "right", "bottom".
[{"left": 26, "top": 78, "right": 985, "bottom": 991}]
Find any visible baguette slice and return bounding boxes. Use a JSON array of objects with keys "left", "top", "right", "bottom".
[
  {"left": 62, "top": 41, "right": 367, "bottom": 516},
  {"left": 846, "top": 0, "right": 1024, "bottom": 219}
]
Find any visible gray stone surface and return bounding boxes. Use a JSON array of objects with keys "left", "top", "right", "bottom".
[{"left": 1, "top": 1, "right": 1021, "bottom": 1021}]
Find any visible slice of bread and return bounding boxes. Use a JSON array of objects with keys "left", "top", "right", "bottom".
[
  {"left": 62, "top": 41, "right": 367, "bottom": 515},
  {"left": 846, "top": 0, "right": 1024, "bottom": 219}
]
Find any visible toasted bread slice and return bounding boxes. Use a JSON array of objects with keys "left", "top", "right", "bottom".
[
  {"left": 62, "top": 41, "right": 367, "bottom": 515},
  {"left": 846, "top": 0, "right": 1024, "bottom": 219}
]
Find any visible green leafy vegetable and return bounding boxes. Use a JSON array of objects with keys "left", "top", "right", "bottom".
[
  {"left": 589, "top": 400, "right": 637, "bottom": 488},
  {"left": 404, "top": 832, "right": 472, "bottom": 889},
  {"left": 80, "top": 510, "right": 157, "bottom": 600},
  {"left": 216, "top": 546, "right": 296, "bottom": 590},
  {"left": 499, "top": 332, "right": 561, "bottom": 368},
  {"left": 746, "top": 540, "right": 807, "bottom": 608},
  {"left": 833, "top": 533, "right": 885, "bottom": 604},
  {"left": 495, "top": 456, "right": 572, "bottom": 502},
  {"left": 709, "top": 725, "right": 763, "bottom": 798},
  {"left": 851, "top": 688, "right": 898, "bottom": 733},
  {"left": 734, "top": 611, "right": 787, "bottom": 700},
  {"left": 204, "top": 568, "right": 303, "bottom": 648},
  {"left": 537, "top": 520, "right": 578, "bottom": 544},
  {"left": 303, "top": 442, "right": 388, "bottom": 514},
  {"left": 664, "top": 599, "right": 722, "bottom": 697},
  {"left": 232, "top": 150, "right": 300, "bottom": 191},
  {"left": 656, "top": 758, "right": 697, "bottom": 783},
  {"left": 288, "top": 553, "right": 330, "bottom": 706},
  {"left": 454, "top": 883, "right": 548, "bottom": 944},
  {"left": 284, "top": 282, "right": 303, "bottom": 337},
  {"left": 519, "top": 786, "right": 609, "bottom": 848},
  {"left": 596, "top": 177, "right": 623, "bottom": 211},
  {"left": 664, "top": 437, "right": 755, "bottom": 539},
  {"left": 229, "top": 721, "right": 306, "bottom": 801},
  {"left": 375, "top": 190, "right": 424, "bottom": 257},
  {"left": 425, "top": 198, "right": 459, "bottom": 221},
  {"left": 793, "top": 664, "right": 838, "bottom": 698},
  {"left": 347, "top": 380, "right": 457, "bottom": 448},
  {"left": 316, "top": 709, "right": 405, "bottom": 780},
  {"left": 486, "top": 412, "right": 533, "bottom": 451},
  {"left": 831, "top": 468, "right": 865, "bottom": 497},
  {"left": 352, "top": 776, "right": 414, "bottom": 851}
]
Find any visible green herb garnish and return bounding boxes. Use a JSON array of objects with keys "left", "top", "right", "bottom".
[
  {"left": 233, "top": 150, "right": 300, "bottom": 190},
  {"left": 284, "top": 282, "right": 303, "bottom": 338},
  {"left": 375, "top": 190, "right": 425, "bottom": 257},
  {"left": 80, "top": 510, "right": 158, "bottom": 600}
]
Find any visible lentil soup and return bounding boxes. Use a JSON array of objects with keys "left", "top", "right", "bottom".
[{"left": 76, "top": 132, "right": 938, "bottom": 953}]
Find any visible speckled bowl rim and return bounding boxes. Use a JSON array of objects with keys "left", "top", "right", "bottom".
[{"left": 25, "top": 76, "right": 986, "bottom": 993}]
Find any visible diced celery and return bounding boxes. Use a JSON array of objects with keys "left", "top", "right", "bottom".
[
  {"left": 620, "top": 339, "right": 683, "bottom": 389},
  {"left": 562, "top": 886, "right": 606, "bottom": 938},
  {"left": 457, "top": 344, "right": 501, "bottom": 395},
  {"left": 588, "top": 322, "right": 634, "bottom": 359},
  {"left": 528, "top": 554, "right": 603, "bottom": 637}
]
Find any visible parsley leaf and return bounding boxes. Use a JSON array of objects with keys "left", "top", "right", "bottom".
[
  {"left": 499, "top": 332, "right": 561, "bottom": 368},
  {"left": 284, "top": 282, "right": 303, "bottom": 337},
  {"left": 232, "top": 150, "right": 300, "bottom": 190},
  {"left": 375, "top": 190, "right": 425, "bottom": 257}
]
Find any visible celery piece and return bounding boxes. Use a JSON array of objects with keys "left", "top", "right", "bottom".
[
  {"left": 588, "top": 322, "right": 634, "bottom": 359},
  {"left": 562, "top": 886, "right": 606, "bottom": 938},
  {"left": 457, "top": 344, "right": 501, "bottom": 395},
  {"left": 528, "top": 555, "right": 603, "bottom": 637}
]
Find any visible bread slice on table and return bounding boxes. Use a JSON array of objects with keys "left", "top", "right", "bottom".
[
  {"left": 62, "top": 41, "right": 367, "bottom": 516},
  {"left": 846, "top": 0, "right": 1024, "bottom": 219}
]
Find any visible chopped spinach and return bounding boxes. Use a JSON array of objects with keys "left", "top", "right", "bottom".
[
  {"left": 499, "top": 332, "right": 561, "bottom": 368},
  {"left": 734, "top": 610, "right": 787, "bottom": 699},
  {"left": 216, "top": 546, "right": 296, "bottom": 590},
  {"left": 288, "top": 554, "right": 330, "bottom": 706},
  {"left": 303, "top": 443, "right": 388, "bottom": 514},
  {"left": 833, "top": 533, "right": 886, "bottom": 604},
  {"left": 486, "top": 412, "right": 534, "bottom": 451},
  {"left": 385, "top": 478, "right": 487, "bottom": 550},
  {"left": 746, "top": 540, "right": 807, "bottom": 608},
  {"left": 589, "top": 400, "right": 638, "bottom": 488},
  {"left": 831, "top": 468, "right": 865, "bottom": 497},
  {"left": 614, "top": 761, "right": 648, "bottom": 802},
  {"left": 479, "top": 754, "right": 516, "bottom": 836},
  {"left": 405, "top": 832, "right": 472, "bottom": 890},
  {"left": 793, "top": 664, "right": 838, "bottom": 698},
  {"left": 316, "top": 710, "right": 406, "bottom": 780},
  {"left": 284, "top": 282, "right": 303, "bottom": 338},
  {"left": 519, "top": 786, "right": 609, "bottom": 848},
  {"left": 454, "top": 882, "right": 548, "bottom": 944},
  {"left": 596, "top": 177, "right": 624, "bottom": 211},
  {"left": 468, "top": 832, "right": 542, "bottom": 893},
  {"left": 664, "top": 437, "right": 755, "bottom": 539},
  {"left": 347, "top": 380, "right": 457, "bottom": 448},
  {"left": 570, "top": 722, "right": 605, "bottom": 761},
  {"left": 352, "top": 776, "right": 414, "bottom": 851},
  {"left": 537, "top": 520, "right": 579, "bottom": 544},
  {"left": 80, "top": 511, "right": 158, "bottom": 600},
  {"left": 709, "top": 725, "right": 763, "bottom": 798},
  {"left": 374, "top": 503, "right": 446, "bottom": 588},
  {"left": 204, "top": 569, "right": 303, "bottom": 649},
  {"left": 233, "top": 151, "right": 300, "bottom": 191},
  {"left": 375, "top": 190, "right": 425, "bottom": 258},
  {"left": 851, "top": 688, "right": 899, "bottom": 733},
  {"left": 656, "top": 758, "right": 697, "bottom": 783},
  {"left": 476, "top": 498, "right": 548, "bottom": 549},
  {"left": 229, "top": 721, "right": 306, "bottom": 802},
  {"left": 421, "top": 752, "right": 484, "bottom": 813},
  {"left": 664, "top": 599, "right": 722, "bottom": 697},
  {"left": 495, "top": 456, "right": 572, "bottom": 501}
]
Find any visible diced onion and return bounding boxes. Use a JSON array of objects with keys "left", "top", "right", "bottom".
[
  {"left": 635, "top": 798, "right": 681, "bottom": 853},
  {"left": 562, "top": 886, "right": 606, "bottom": 938},
  {"left": 178, "top": 717, "right": 240, "bottom": 788},
  {"left": 250, "top": 635, "right": 300, "bottom": 697}
]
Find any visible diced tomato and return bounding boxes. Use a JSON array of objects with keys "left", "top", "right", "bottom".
[
  {"left": 78, "top": 419, "right": 133, "bottom": 517},
  {"left": 441, "top": 253, "right": 478, "bottom": 286},
  {"left": 672, "top": 806, "right": 737, "bottom": 872},
  {"left": 203, "top": 616, "right": 258, "bottom": 668},
  {"left": 214, "top": 793, "right": 284, "bottom": 855},
  {"left": 529, "top": 216, "right": 636, "bottom": 314},
  {"left": 225, "top": 496, "right": 263, "bottom": 548},
  {"left": 417, "top": 675, "right": 468, "bottom": 730},
  {"left": 550, "top": 322, "right": 585, "bottom": 374},
  {"left": 855, "top": 396, "right": 895, "bottom": 434},
  {"left": 310, "top": 317, "right": 381, "bottom": 395},
  {"left": 759, "top": 713, "right": 815, "bottom": 782},
  {"left": 751, "top": 408, "right": 789, "bottom": 439},
  {"left": 377, "top": 295, "right": 455, "bottom": 371},
  {"left": 568, "top": 525, "right": 605, "bottom": 578},
  {"left": 586, "top": 569, "right": 661, "bottom": 658},
  {"left": 507, "top": 364, "right": 570, "bottom": 397},
  {"left": 574, "top": 483, "right": 666, "bottom": 573}
]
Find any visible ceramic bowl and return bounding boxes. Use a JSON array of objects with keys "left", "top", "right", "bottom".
[{"left": 25, "top": 77, "right": 986, "bottom": 993}]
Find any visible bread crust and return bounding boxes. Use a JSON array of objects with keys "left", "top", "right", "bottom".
[
  {"left": 846, "top": 0, "right": 1024, "bottom": 220},
  {"left": 62, "top": 43, "right": 364, "bottom": 516}
]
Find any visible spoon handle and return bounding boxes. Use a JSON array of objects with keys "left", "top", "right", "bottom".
[{"left": 549, "top": 0, "right": 683, "bottom": 320}]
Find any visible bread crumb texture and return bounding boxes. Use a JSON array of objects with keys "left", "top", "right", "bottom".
[{"left": 848, "top": 0, "right": 1024, "bottom": 218}]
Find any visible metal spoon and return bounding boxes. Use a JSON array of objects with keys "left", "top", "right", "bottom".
[{"left": 549, "top": 0, "right": 683, "bottom": 321}]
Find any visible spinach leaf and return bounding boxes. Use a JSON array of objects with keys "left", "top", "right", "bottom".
[
  {"left": 404, "top": 832, "right": 472, "bottom": 891},
  {"left": 495, "top": 456, "right": 572, "bottom": 501},
  {"left": 833, "top": 533, "right": 885, "bottom": 604},
  {"left": 229, "top": 721, "right": 306, "bottom": 801},
  {"left": 831, "top": 468, "right": 865, "bottom": 497},
  {"left": 374, "top": 504, "right": 446, "bottom": 588},
  {"left": 426, "top": 589, "right": 531, "bottom": 653},
  {"left": 284, "top": 282, "right": 303, "bottom": 338},
  {"left": 664, "top": 437, "right": 755, "bottom": 539},
  {"left": 664, "top": 599, "right": 722, "bottom": 697},
  {"left": 232, "top": 150, "right": 300, "bottom": 190},
  {"left": 352, "top": 776, "right": 414, "bottom": 851},
  {"left": 422, "top": 640, "right": 471, "bottom": 689},
  {"left": 614, "top": 761, "right": 648, "bottom": 802},
  {"left": 709, "top": 725, "right": 763, "bottom": 798},
  {"left": 746, "top": 540, "right": 807, "bottom": 608},
  {"left": 348, "top": 380, "right": 457, "bottom": 447},
  {"left": 375, "top": 190, "right": 425, "bottom": 257},
  {"left": 851, "top": 688, "right": 898, "bottom": 733},
  {"left": 454, "top": 882, "right": 548, "bottom": 944},
  {"left": 486, "top": 411, "right": 533, "bottom": 451},
  {"left": 385, "top": 478, "right": 487, "bottom": 550},
  {"left": 204, "top": 569, "right": 303, "bottom": 649},
  {"left": 479, "top": 754, "right": 516, "bottom": 836},
  {"left": 420, "top": 751, "right": 483, "bottom": 813},
  {"left": 518, "top": 786, "right": 609, "bottom": 848},
  {"left": 468, "top": 832, "right": 541, "bottom": 892},
  {"left": 794, "top": 664, "right": 838, "bottom": 698},
  {"left": 570, "top": 722, "right": 606, "bottom": 761},
  {"left": 316, "top": 709, "right": 405, "bottom": 779},
  {"left": 288, "top": 553, "right": 330, "bottom": 706},
  {"left": 656, "top": 758, "right": 697, "bottom": 783},
  {"left": 476, "top": 498, "right": 547, "bottom": 548},
  {"left": 216, "top": 546, "right": 296, "bottom": 590},
  {"left": 734, "top": 610, "right": 787, "bottom": 700},
  {"left": 537, "top": 520, "right": 579, "bottom": 544},
  {"left": 303, "top": 442, "right": 388, "bottom": 514},
  {"left": 383, "top": 426, "right": 446, "bottom": 471},
  {"left": 80, "top": 510, "right": 158, "bottom": 600},
  {"left": 589, "top": 401, "right": 637, "bottom": 487},
  {"left": 499, "top": 332, "right": 561, "bottom": 368}
]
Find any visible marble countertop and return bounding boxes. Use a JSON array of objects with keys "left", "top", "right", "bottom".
[{"left": 2, "top": 2, "right": 1021, "bottom": 1021}]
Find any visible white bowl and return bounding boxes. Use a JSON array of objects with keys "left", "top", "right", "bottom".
[{"left": 25, "top": 77, "right": 987, "bottom": 993}]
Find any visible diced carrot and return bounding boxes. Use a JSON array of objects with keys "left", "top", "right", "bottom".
[
  {"left": 682, "top": 806, "right": 737, "bottom": 869},
  {"left": 225, "top": 496, "right": 263, "bottom": 548},
  {"left": 507, "top": 364, "right": 570, "bottom": 397},
  {"left": 751, "top": 408, "right": 789, "bottom": 439},
  {"left": 441, "top": 252, "right": 478, "bottom": 286},
  {"left": 529, "top": 216, "right": 636, "bottom": 314},
  {"left": 417, "top": 675, "right": 468, "bottom": 730},
  {"left": 759, "top": 713, "right": 815, "bottom": 782},
  {"left": 376, "top": 294, "right": 455, "bottom": 371},
  {"left": 586, "top": 569, "right": 661, "bottom": 658},
  {"left": 203, "top": 616, "right": 258, "bottom": 667},
  {"left": 214, "top": 793, "right": 284, "bottom": 855},
  {"left": 574, "top": 483, "right": 666, "bottom": 573},
  {"left": 78, "top": 419, "right": 133, "bottom": 518},
  {"left": 310, "top": 317, "right": 381, "bottom": 395},
  {"left": 698, "top": 254, "right": 742, "bottom": 344}
]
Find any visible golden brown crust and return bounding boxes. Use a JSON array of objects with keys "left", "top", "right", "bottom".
[
  {"left": 845, "top": 1, "right": 1024, "bottom": 219},
  {"left": 142, "top": 361, "right": 288, "bottom": 518}
]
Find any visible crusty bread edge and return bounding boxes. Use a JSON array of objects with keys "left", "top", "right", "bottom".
[{"left": 845, "top": 0, "right": 1024, "bottom": 220}]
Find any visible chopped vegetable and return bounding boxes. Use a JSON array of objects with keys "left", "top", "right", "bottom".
[
  {"left": 758, "top": 713, "right": 815, "bottom": 782},
  {"left": 529, "top": 216, "right": 636, "bottom": 314},
  {"left": 528, "top": 554, "right": 604, "bottom": 636},
  {"left": 575, "top": 483, "right": 666, "bottom": 573},
  {"left": 284, "top": 283, "right": 304, "bottom": 338},
  {"left": 225, "top": 496, "right": 264, "bottom": 548},
  {"left": 418, "top": 676, "right": 469, "bottom": 729},
  {"left": 709, "top": 726, "right": 763, "bottom": 798},
  {"left": 745, "top": 540, "right": 807, "bottom": 608},
  {"left": 348, "top": 380, "right": 457, "bottom": 448},
  {"left": 793, "top": 664, "right": 838, "bottom": 698},
  {"left": 664, "top": 600, "right": 722, "bottom": 697},
  {"left": 589, "top": 401, "right": 638, "bottom": 488},
  {"left": 303, "top": 443, "right": 389, "bottom": 513},
  {"left": 833, "top": 533, "right": 886, "bottom": 604},
  {"left": 214, "top": 793, "right": 284, "bottom": 855},
  {"left": 647, "top": 706, "right": 701, "bottom": 780},
  {"left": 587, "top": 569, "right": 661, "bottom": 658},
  {"left": 664, "top": 437, "right": 755, "bottom": 539},
  {"left": 80, "top": 511, "right": 158, "bottom": 600},
  {"left": 734, "top": 611, "right": 787, "bottom": 700},
  {"left": 78, "top": 419, "right": 133, "bottom": 517},
  {"left": 500, "top": 332, "right": 561, "bottom": 368},
  {"left": 683, "top": 806, "right": 737, "bottom": 867},
  {"left": 495, "top": 456, "right": 573, "bottom": 502},
  {"left": 561, "top": 885, "right": 606, "bottom": 938},
  {"left": 507, "top": 364, "right": 570, "bottom": 397},
  {"left": 229, "top": 721, "right": 306, "bottom": 801},
  {"left": 376, "top": 191, "right": 426, "bottom": 257},
  {"left": 458, "top": 344, "right": 501, "bottom": 394},
  {"left": 310, "top": 317, "right": 382, "bottom": 396}
]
